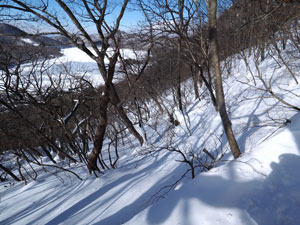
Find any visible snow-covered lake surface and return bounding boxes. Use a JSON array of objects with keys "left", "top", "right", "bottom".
[
  {"left": 1, "top": 43, "right": 300, "bottom": 225},
  {"left": 56, "top": 47, "right": 145, "bottom": 86},
  {"left": 0, "top": 46, "right": 145, "bottom": 91}
]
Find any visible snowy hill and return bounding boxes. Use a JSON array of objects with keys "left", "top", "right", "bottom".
[
  {"left": 0, "top": 23, "right": 26, "bottom": 36},
  {"left": 1, "top": 39, "right": 300, "bottom": 225},
  {"left": 0, "top": 23, "right": 63, "bottom": 69},
  {"left": 0, "top": 23, "right": 63, "bottom": 46}
]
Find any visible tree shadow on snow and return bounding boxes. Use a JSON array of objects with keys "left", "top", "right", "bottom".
[
  {"left": 93, "top": 163, "right": 187, "bottom": 225},
  {"left": 145, "top": 153, "right": 300, "bottom": 225},
  {"left": 40, "top": 151, "right": 187, "bottom": 225}
]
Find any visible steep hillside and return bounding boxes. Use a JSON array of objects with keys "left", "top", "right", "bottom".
[
  {"left": 0, "top": 38, "right": 300, "bottom": 225},
  {"left": 0, "top": 23, "right": 64, "bottom": 46},
  {"left": 0, "top": 23, "right": 26, "bottom": 36}
]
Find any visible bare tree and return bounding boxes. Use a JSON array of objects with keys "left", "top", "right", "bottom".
[
  {"left": 137, "top": 0, "right": 241, "bottom": 159},
  {"left": 207, "top": 0, "right": 241, "bottom": 159},
  {"left": 184, "top": 1, "right": 218, "bottom": 109},
  {"left": 1, "top": 0, "right": 145, "bottom": 173},
  {"left": 138, "top": 0, "right": 197, "bottom": 112},
  {"left": 0, "top": 163, "right": 21, "bottom": 182}
]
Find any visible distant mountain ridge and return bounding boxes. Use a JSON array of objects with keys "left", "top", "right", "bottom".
[
  {"left": 0, "top": 23, "right": 66, "bottom": 47},
  {"left": 0, "top": 23, "right": 63, "bottom": 69},
  {"left": 0, "top": 23, "right": 27, "bottom": 36}
]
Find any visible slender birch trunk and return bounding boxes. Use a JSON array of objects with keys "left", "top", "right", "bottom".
[{"left": 207, "top": 0, "right": 241, "bottom": 159}]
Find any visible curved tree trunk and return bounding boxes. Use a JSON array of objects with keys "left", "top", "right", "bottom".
[
  {"left": 207, "top": 0, "right": 241, "bottom": 159},
  {"left": 88, "top": 50, "right": 144, "bottom": 173},
  {"left": 87, "top": 88, "right": 109, "bottom": 173}
]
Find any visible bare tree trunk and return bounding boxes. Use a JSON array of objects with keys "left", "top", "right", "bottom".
[
  {"left": 190, "top": 65, "right": 200, "bottom": 99},
  {"left": 177, "top": 39, "right": 183, "bottom": 111},
  {"left": 87, "top": 89, "right": 109, "bottom": 173},
  {"left": 207, "top": 0, "right": 241, "bottom": 159},
  {"left": 260, "top": 42, "right": 265, "bottom": 62},
  {"left": 0, "top": 163, "right": 21, "bottom": 182},
  {"left": 196, "top": 64, "right": 218, "bottom": 110}
]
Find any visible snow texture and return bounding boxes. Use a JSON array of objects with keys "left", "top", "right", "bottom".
[{"left": 1, "top": 43, "right": 300, "bottom": 225}]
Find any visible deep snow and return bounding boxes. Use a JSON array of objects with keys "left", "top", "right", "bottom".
[{"left": 1, "top": 43, "right": 300, "bottom": 225}]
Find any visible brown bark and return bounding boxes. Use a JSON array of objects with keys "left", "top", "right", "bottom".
[
  {"left": 190, "top": 65, "right": 200, "bottom": 99},
  {"left": 87, "top": 81, "right": 144, "bottom": 173},
  {"left": 208, "top": 0, "right": 241, "bottom": 159},
  {"left": 87, "top": 88, "right": 109, "bottom": 173},
  {"left": 196, "top": 64, "right": 218, "bottom": 110},
  {"left": 0, "top": 163, "right": 21, "bottom": 182},
  {"left": 177, "top": 39, "right": 183, "bottom": 112}
]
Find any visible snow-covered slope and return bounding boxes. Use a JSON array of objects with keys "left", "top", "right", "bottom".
[
  {"left": 128, "top": 112, "right": 300, "bottom": 225},
  {"left": 1, "top": 43, "right": 300, "bottom": 225}
]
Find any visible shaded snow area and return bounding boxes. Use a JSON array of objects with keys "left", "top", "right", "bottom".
[{"left": 1, "top": 43, "right": 300, "bottom": 225}]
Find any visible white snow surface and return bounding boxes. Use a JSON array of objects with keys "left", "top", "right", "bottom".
[
  {"left": 21, "top": 38, "right": 39, "bottom": 46},
  {"left": 0, "top": 46, "right": 144, "bottom": 90},
  {"left": 1, "top": 44, "right": 300, "bottom": 225}
]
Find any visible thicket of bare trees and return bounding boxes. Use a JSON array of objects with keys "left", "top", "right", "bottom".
[
  {"left": 0, "top": 0, "right": 149, "bottom": 176},
  {"left": 1, "top": 0, "right": 300, "bottom": 182}
]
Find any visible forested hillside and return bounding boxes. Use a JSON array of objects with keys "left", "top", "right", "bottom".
[{"left": 1, "top": 1, "right": 300, "bottom": 224}]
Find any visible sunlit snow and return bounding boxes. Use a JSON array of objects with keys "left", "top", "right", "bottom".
[{"left": 1, "top": 42, "right": 300, "bottom": 225}]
